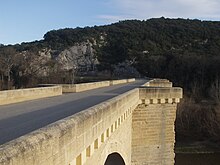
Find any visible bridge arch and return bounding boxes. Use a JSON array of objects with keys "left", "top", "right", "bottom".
[
  {"left": 104, "top": 152, "right": 125, "bottom": 165},
  {"left": 84, "top": 123, "right": 132, "bottom": 165}
]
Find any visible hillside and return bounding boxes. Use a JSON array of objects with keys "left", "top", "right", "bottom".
[{"left": 1, "top": 17, "right": 220, "bottom": 96}]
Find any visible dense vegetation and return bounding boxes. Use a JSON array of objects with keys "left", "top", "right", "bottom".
[
  {"left": 1, "top": 17, "right": 220, "bottom": 145},
  {"left": 13, "top": 19, "right": 220, "bottom": 96}
]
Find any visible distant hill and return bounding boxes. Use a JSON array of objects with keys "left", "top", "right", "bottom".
[
  {"left": 1, "top": 17, "right": 220, "bottom": 97},
  {"left": 6, "top": 17, "right": 220, "bottom": 56}
]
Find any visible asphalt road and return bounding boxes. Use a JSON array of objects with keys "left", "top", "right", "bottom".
[{"left": 0, "top": 79, "right": 147, "bottom": 145}]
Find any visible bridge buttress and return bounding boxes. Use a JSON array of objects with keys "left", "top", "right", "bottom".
[{"left": 131, "top": 80, "right": 182, "bottom": 165}]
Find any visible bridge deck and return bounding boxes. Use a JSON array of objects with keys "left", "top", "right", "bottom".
[{"left": 0, "top": 80, "right": 147, "bottom": 145}]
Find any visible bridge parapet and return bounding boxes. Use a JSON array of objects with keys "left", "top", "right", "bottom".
[
  {"left": 0, "top": 79, "right": 135, "bottom": 105},
  {"left": 41, "top": 78, "right": 135, "bottom": 93},
  {"left": 144, "top": 78, "right": 173, "bottom": 87},
  {"left": 139, "top": 87, "right": 182, "bottom": 104},
  {"left": 0, "top": 86, "right": 62, "bottom": 105}
]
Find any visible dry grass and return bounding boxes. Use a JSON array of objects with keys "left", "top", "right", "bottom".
[{"left": 176, "top": 97, "right": 220, "bottom": 142}]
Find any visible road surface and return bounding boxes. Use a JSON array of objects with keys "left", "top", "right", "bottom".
[{"left": 0, "top": 80, "right": 147, "bottom": 145}]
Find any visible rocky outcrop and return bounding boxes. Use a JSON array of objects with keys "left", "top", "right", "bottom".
[
  {"left": 57, "top": 41, "right": 98, "bottom": 71},
  {"left": 28, "top": 40, "right": 99, "bottom": 76}
]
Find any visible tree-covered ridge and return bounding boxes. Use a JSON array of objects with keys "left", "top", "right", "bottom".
[
  {"left": 1, "top": 17, "right": 220, "bottom": 97},
  {"left": 43, "top": 27, "right": 102, "bottom": 50},
  {"left": 42, "top": 18, "right": 220, "bottom": 55},
  {"left": 8, "top": 17, "right": 220, "bottom": 60}
]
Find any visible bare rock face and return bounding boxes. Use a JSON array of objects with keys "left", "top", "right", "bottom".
[
  {"left": 27, "top": 40, "right": 99, "bottom": 76},
  {"left": 24, "top": 33, "right": 107, "bottom": 77},
  {"left": 57, "top": 41, "right": 98, "bottom": 71},
  {"left": 39, "top": 48, "right": 52, "bottom": 59}
]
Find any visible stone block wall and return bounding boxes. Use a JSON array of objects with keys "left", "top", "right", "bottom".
[
  {"left": 132, "top": 103, "right": 177, "bottom": 165},
  {"left": 131, "top": 80, "right": 182, "bottom": 165}
]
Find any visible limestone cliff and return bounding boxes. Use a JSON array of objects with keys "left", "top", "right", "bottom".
[
  {"left": 31, "top": 40, "right": 99, "bottom": 76},
  {"left": 57, "top": 41, "right": 98, "bottom": 71}
]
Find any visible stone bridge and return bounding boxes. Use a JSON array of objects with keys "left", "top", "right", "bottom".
[{"left": 0, "top": 79, "right": 182, "bottom": 165}]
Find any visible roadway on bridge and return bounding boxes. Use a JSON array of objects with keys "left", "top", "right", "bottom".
[{"left": 0, "top": 79, "right": 147, "bottom": 145}]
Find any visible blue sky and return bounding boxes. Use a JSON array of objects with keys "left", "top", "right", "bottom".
[{"left": 1, "top": 0, "right": 220, "bottom": 45}]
